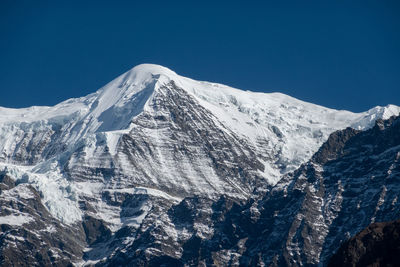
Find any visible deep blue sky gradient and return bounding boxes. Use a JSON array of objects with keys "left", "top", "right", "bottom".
[{"left": 1, "top": 0, "right": 399, "bottom": 112}]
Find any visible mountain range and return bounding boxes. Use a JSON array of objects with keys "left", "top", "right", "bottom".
[{"left": 0, "top": 64, "right": 399, "bottom": 266}]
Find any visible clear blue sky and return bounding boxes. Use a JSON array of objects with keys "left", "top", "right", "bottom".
[{"left": 1, "top": 0, "right": 399, "bottom": 112}]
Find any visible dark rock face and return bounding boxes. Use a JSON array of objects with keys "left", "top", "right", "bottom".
[
  {"left": 97, "top": 195, "right": 251, "bottom": 266},
  {"left": 0, "top": 172, "right": 15, "bottom": 192},
  {"left": 328, "top": 219, "right": 400, "bottom": 267},
  {"left": 311, "top": 127, "right": 360, "bottom": 164},
  {"left": 82, "top": 215, "right": 112, "bottom": 245}
]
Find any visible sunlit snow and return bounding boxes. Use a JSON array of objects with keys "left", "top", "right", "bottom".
[{"left": 0, "top": 64, "right": 399, "bottom": 225}]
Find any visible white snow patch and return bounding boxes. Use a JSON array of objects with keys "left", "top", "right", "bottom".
[{"left": 0, "top": 214, "right": 33, "bottom": 226}]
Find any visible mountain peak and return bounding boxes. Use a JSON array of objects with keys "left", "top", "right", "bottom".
[
  {"left": 107, "top": 64, "right": 180, "bottom": 90},
  {"left": 128, "top": 63, "right": 178, "bottom": 77},
  {"left": 86, "top": 64, "right": 181, "bottom": 132},
  {"left": 94, "top": 64, "right": 180, "bottom": 107},
  {"left": 97, "top": 64, "right": 179, "bottom": 96}
]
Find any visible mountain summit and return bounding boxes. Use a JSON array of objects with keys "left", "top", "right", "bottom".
[{"left": 0, "top": 64, "right": 399, "bottom": 266}]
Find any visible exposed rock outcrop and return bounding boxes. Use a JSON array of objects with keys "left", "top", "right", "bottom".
[{"left": 329, "top": 219, "right": 400, "bottom": 267}]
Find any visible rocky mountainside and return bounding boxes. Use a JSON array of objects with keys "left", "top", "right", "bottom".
[
  {"left": 328, "top": 219, "right": 400, "bottom": 267},
  {"left": 238, "top": 115, "right": 400, "bottom": 266},
  {"left": 96, "top": 115, "right": 400, "bottom": 266},
  {"left": 0, "top": 64, "right": 399, "bottom": 266}
]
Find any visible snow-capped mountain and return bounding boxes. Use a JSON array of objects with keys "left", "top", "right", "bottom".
[{"left": 0, "top": 64, "right": 399, "bottom": 266}]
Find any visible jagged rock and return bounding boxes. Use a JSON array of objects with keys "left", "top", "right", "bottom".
[
  {"left": 82, "top": 216, "right": 112, "bottom": 245},
  {"left": 328, "top": 219, "right": 400, "bottom": 267}
]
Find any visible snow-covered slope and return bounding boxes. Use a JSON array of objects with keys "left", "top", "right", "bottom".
[
  {"left": 1, "top": 64, "right": 400, "bottom": 266},
  {"left": 0, "top": 64, "right": 398, "bottom": 169},
  {"left": 0, "top": 64, "right": 399, "bottom": 226}
]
